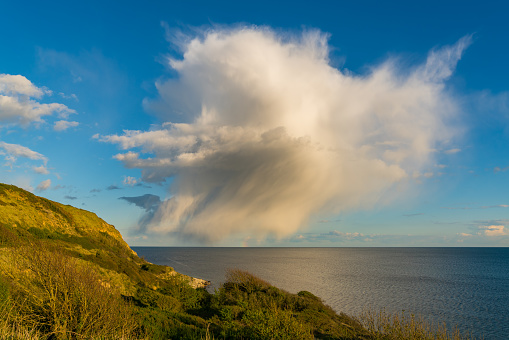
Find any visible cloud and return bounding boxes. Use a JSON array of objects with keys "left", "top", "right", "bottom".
[
  {"left": 36, "top": 179, "right": 51, "bottom": 191},
  {"left": 106, "top": 185, "right": 121, "bottom": 190},
  {"left": 318, "top": 219, "right": 341, "bottom": 223},
  {"left": 444, "top": 148, "right": 461, "bottom": 154},
  {"left": 494, "top": 166, "right": 509, "bottom": 173},
  {"left": 119, "top": 194, "right": 163, "bottom": 232},
  {"left": 53, "top": 120, "right": 79, "bottom": 131},
  {"left": 403, "top": 213, "right": 424, "bottom": 217},
  {"left": 479, "top": 225, "right": 507, "bottom": 237},
  {"left": 119, "top": 194, "right": 161, "bottom": 212},
  {"left": 442, "top": 204, "right": 509, "bottom": 210},
  {"left": 327, "top": 230, "right": 365, "bottom": 239},
  {"left": 123, "top": 176, "right": 138, "bottom": 186},
  {"left": 0, "top": 141, "right": 48, "bottom": 164},
  {"left": 58, "top": 92, "right": 78, "bottom": 101},
  {"left": 101, "top": 27, "right": 469, "bottom": 242},
  {"left": 412, "top": 171, "right": 434, "bottom": 179},
  {"left": 0, "top": 74, "right": 46, "bottom": 97},
  {"left": 0, "top": 74, "right": 75, "bottom": 126},
  {"left": 33, "top": 165, "right": 49, "bottom": 174},
  {"left": 64, "top": 195, "right": 77, "bottom": 200}
]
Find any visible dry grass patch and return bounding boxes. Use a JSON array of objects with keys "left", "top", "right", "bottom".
[
  {"left": 6, "top": 244, "right": 137, "bottom": 339},
  {"left": 360, "top": 308, "right": 475, "bottom": 340}
]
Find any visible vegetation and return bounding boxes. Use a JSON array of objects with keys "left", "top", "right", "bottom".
[{"left": 0, "top": 183, "right": 475, "bottom": 339}]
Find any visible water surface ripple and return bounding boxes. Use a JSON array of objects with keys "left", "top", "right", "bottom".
[{"left": 133, "top": 247, "right": 509, "bottom": 339}]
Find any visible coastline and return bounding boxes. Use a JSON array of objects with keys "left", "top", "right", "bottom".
[{"left": 133, "top": 246, "right": 509, "bottom": 339}]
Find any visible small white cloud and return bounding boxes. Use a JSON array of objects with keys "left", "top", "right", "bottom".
[
  {"left": 123, "top": 176, "right": 138, "bottom": 186},
  {"left": 58, "top": 92, "right": 79, "bottom": 101},
  {"left": 494, "top": 166, "right": 509, "bottom": 173},
  {"left": 458, "top": 232, "right": 473, "bottom": 237},
  {"left": 54, "top": 120, "right": 79, "bottom": 131},
  {"left": 33, "top": 165, "right": 49, "bottom": 174},
  {"left": 36, "top": 179, "right": 51, "bottom": 191},
  {"left": 328, "top": 230, "right": 364, "bottom": 239},
  {"left": 479, "top": 225, "right": 507, "bottom": 237},
  {"left": 412, "top": 171, "right": 434, "bottom": 179},
  {"left": 444, "top": 148, "right": 461, "bottom": 154}
]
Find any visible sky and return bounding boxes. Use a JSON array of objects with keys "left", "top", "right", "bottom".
[{"left": 1, "top": 0, "right": 509, "bottom": 247}]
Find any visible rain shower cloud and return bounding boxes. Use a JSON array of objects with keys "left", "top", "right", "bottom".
[{"left": 102, "top": 27, "right": 470, "bottom": 242}]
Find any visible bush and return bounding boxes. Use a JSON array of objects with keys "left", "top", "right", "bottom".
[
  {"left": 225, "top": 268, "right": 271, "bottom": 293},
  {"left": 159, "top": 275, "right": 206, "bottom": 311},
  {"left": 241, "top": 308, "right": 313, "bottom": 340},
  {"left": 9, "top": 245, "right": 136, "bottom": 339}
]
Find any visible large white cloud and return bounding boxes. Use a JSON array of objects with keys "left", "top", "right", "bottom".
[
  {"left": 102, "top": 27, "right": 469, "bottom": 242},
  {"left": 0, "top": 73, "right": 75, "bottom": 126}
]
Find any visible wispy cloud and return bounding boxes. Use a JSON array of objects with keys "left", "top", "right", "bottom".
[
  {"left": 403, "top": 213, "right": 425, "bottom": 217},
  {"left": 0, "top": 141, "right": 48, "bottom": 164},
  {"left": 494, "top": 166, "right": 509, "bottom": 173},
  {"left": 101, "top": 27, "right": 469, "bottom": 242},
  {"left": 36, "top": 179, "right": 51, "bottom": 191},
  {"left": 444, "top": 148, "right": 461, "bottom": 154},
  {"left": 442, "top": 204, "right": 509, "bottom": 210}
]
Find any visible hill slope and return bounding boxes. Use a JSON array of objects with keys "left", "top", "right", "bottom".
[{"left": 0, "top": 182, "right": 207, "bottom": 290}]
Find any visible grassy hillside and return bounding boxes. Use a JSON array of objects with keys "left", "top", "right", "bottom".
[
  {"left": 0, "top": 182, "right": 175, "bottom": 293},
  {"left": 0, "top": 183, "right": 472, "bottom": 339}
]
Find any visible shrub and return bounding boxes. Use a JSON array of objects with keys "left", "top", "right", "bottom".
[
  {"left": 141, "top": 262, "right": 167, "bottom": 274},
  {"left": 159, "top": 275, "right": 206, "bottom": 311},
  {"left": 9, "top": 244, "right": 136, "bottom": 339},
  {"left": 225, "top": 268, "right": 271, "bottom": 293},
  {"left": 241, "top": 308, "right": 313, "bottom": 340}
]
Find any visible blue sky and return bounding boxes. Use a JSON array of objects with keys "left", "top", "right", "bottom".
[{"left": 1, "top": 0, "right": 508, "bottom": 246}]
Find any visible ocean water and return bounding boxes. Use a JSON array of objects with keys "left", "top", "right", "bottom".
[{"left": 132, "top": 247, "right": 509, "bottom": 339}]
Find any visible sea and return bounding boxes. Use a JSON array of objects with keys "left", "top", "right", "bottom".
[{"left": 132, "top": 247, "right": 509, "bottom": 339}]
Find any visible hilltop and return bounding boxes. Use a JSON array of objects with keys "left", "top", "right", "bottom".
[
  {"left": 0, "top": 183, "right": 470, "bottom": 339},
  {"left": 0, "top": 183, "right": 206, "bottom": 291}
]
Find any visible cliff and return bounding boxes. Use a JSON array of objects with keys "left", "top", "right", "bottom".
[{"left": 0, "top": 182, "right": 207, "bottom": 293}]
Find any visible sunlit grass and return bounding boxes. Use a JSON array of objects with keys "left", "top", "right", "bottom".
[{"left": 359, "top": 308, "right": 476, "bottom": 340}]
